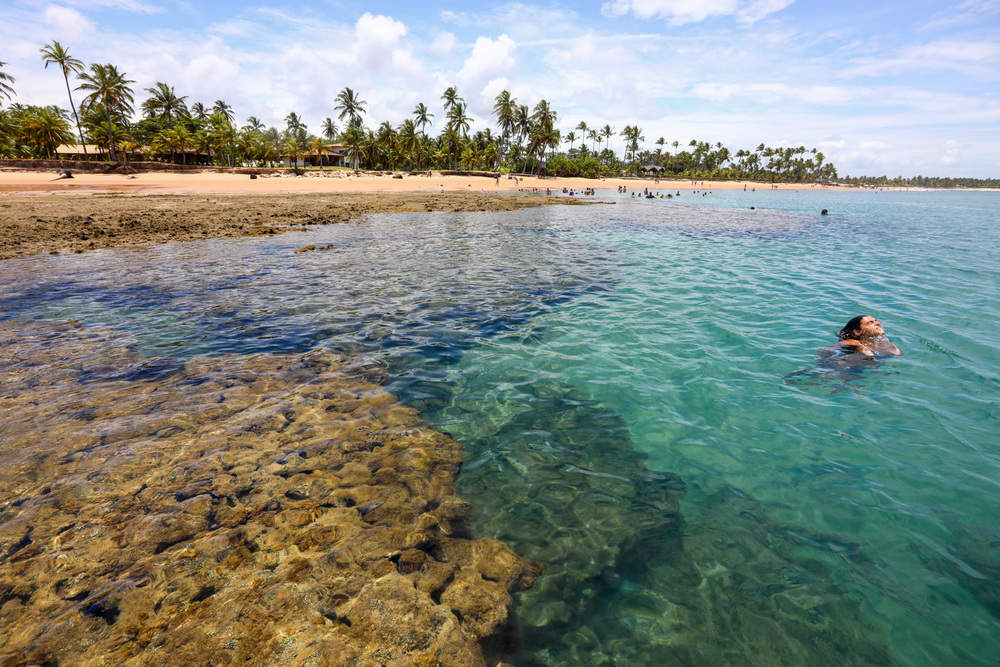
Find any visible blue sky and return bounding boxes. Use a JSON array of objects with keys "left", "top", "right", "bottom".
[{"left": 2, "top": 0, "right": 999, "bottom": 176}]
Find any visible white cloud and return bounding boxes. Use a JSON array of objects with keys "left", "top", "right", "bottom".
[
  {"left": 62, "top": 0, "right": 160, "bottom": 14},
  {"left": 354, "top": 12, "right": 407, "bottom": 70},
  {"left": 44, "top": 5, "right": 95, "bottom": 41},
  {"left": 736, "top": 0, "right": 796, "bottom": 24},
  {"left": 849, "top": 39, "right": 1000, "bottom": 77},
  {"left": 941, "top": 139, "right": 959, "bottom": 165},
  {"left": 457, "top": 35, "right": 517, "bottom": 113},
  {"left": 431, "top": 31, "right": 456, "bottom": 53},
  {"left": 209, "top": 19, "right": 257, "bottom": 37},
  {"left": 692, "top": 81, "right": 854, "bottom": 105},
  {"left": 601, "top": 0, "right": 792, "bottom": 25}
]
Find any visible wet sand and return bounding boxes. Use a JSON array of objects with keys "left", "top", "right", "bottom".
[{"left": 0, "top": 191, "right": 592, "bottom": 260}]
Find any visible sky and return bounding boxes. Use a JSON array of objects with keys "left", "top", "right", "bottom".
[{"left": 2, "top": 0, "right": 999, "bottom": 177}]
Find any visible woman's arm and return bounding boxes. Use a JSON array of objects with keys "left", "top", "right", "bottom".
[{"left": 836, "top": 339, "right": 876, "bottom": 355}]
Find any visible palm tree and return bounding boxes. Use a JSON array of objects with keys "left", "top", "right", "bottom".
[
  {"left": 575, "top": 121, "right": 589, "bottom": 151},
  {"left": 341, "top": 123, "right": 364, "bottom": 168},
  {"left": 0, "top": 62, "right": 14, "bottom": 106},
  {"left": 564, "top": 130, "right": 577, "bottom": 152},
  {"left": 447, "top": 101, "right": 472, "bottom": 138},
  {"left": 76, "top": 63, "right": 134, "bottom": 161},
  {"left": 493, "top": 90, "right": 516, "bottom": 160},
  {"left": 601, "top": 124, "right": 615, "bottom": 156},
  {"left": 142, "top": 82, "right": 188, "bottom": 123},
  {"left": 334, "top": 87, "right": 367, "bottom": 127},
  {"left": 40, "top": 41, "right": 86, "bottom": 154},
  {"left": 159, "top": 125, "right": 192, "bottom": 164},
  {"left": 308, "top": 135, "right": 326, "bottom": 168},
  {"left": 446, "top": 101, "right": 472, "bottom": 168},
  {"left": 284, "top": 111, "right": 305, "bottom": 136},
  {"left": 244, "top": 116, "right": 265, "bottom": 132},
  {"left": 321, "top": 117, "right": 338, "bottom": 141},
  {"left": 397, "top": 118, "right": 419, "bottom": 168},
  {"left": 587, "top": 129, "right": 600, "bottom": 152},
  {"left": 212, "top": 99, "right": 234, "bottom": 124},
  {"left": 412, "top": 102, "right": 433, "bottom": 137},
  {"left": 191, "top": 102, "right": 208, "bottom": 120},
  {"left": 21, "top": 107, "right": 74, "bottom": 157},
  {"left": 440, "top": 86, "right": 463, "bottom": 113}
]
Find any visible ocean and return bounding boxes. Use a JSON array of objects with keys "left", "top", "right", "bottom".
[{"left": 1, "top": 187, "right": 997, "bottom": 664}]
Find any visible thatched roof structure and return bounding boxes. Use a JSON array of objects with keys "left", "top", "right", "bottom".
[{"left": 55, "top": 144, "right": 101, "bottom": 156}]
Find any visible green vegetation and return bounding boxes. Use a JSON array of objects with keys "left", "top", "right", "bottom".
[{"left": 840, "top": 175, "right": 1000, "bottom": 189}]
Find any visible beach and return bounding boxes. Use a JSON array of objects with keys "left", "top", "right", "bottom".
[{"left": 0, "top": 168, "right": 837, "bottom": 197}]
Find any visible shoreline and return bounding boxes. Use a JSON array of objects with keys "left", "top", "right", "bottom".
[
  {"left": 0, "top": 168, "right": 842, "bottom": 197},
  {"left": 0, "top": 191, "right": 593, "bottom": 261}
]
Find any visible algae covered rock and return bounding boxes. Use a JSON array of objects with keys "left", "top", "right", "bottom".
[{"left": 0, "top": 320, "right": 539, "bottom": 665}]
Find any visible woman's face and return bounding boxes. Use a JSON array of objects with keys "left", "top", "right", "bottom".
[{"left": 855, "top": 316, "right": 885, "bottom": 339}]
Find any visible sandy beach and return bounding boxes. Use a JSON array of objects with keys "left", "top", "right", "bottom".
[{"left": 0, "top": 168, "right": 837, "bottom": 197}]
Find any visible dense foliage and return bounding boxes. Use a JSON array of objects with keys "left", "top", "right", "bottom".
[{"left": 839, "top": 175, "right": 1000, "bottom": 189}]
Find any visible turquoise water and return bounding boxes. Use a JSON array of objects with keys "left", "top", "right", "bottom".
[{"left": 1, "top": 189, "right": 997, "bottom": 664}]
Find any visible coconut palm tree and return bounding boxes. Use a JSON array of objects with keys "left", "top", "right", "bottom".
[
  {"left": 21, "top": 107, "right": 74, "bottom": 157},
  {"left": 191, "top": 102, "right": 208, "bottom": 120},
  {"left": 308, "top": 135, "right": 327, "bottom": 168},
  {"left": 492, "top": 90, "right": 516, "bottom": 160},
  {"left": 142, "top": 82, "right": 188, "bottom": 123},
  {"left": 334, "top": 87, "right": 367, "bottom": 127},
  {"left": 440, "top": 86, "right": 463, "bottom": 114},
  {"left": 321, "top": 117, "right": 338, "bottom": 141},
  {"left": 212, "top": 99, "right": 234, "bottom": 124},
  {"left": 76, "top": 63, "right": 134, "bottom": 161},
  {"left": 40, "top": 41, "right": 87, "bottom": 154},
  {"left": 284, "top": 112, "right": 306, "bottom": 146},
  {"left": 412, "top": 102, "right": 433, "bottom": 137},
  {"left": 244, "top": 116, "right": 265, "bottom": 132},
  {"left": 341, "top": 123, "right": 364, "bottom": 168},
  {"left": 601, "top": 124, "right": 615, "bottom": 156},
  {"left": 397, "top": 118, "right": 419, "bottom": 168},
  {"left": 564, "top": 130, "right": 577, "bottom": 152},
  {"left": 0, "top": 62, "right": 15, "bottom": 106},
  {"left": 587, "top": 129, "right": 600, "bottom": 152},
  {"left": 575, "top": 121, "right": 589, "bottom": 151},
  {"left": 447, "top": 101, "right": 472, "bottom": 138}
]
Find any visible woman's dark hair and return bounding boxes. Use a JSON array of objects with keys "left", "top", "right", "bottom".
[{"left": 838, "top": 315, "right": 866, "bottom": 340}]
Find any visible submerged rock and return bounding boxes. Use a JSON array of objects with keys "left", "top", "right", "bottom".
[{"left": 0, "top": 320, "right": 540, "bottom": 665}]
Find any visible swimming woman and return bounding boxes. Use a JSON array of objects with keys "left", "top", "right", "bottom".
[{"left": 832, "top": 315, "right": 900, "bottom": 357}]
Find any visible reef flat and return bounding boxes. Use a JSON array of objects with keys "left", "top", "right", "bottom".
[
  {"left": 0, "top": 320, "right": 541, "bottom": 665},
  {"left": 0, "top": 191, "right": 585, "bottom": 260}
]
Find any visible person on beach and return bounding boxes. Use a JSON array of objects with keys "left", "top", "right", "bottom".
[{"left": 832, "top": 315, "right": 901, "bottom": 357}]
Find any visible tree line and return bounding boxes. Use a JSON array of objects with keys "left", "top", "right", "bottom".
[
  {"left": 838, "top": 174, "right": 1000, "bottom": 189},
  {"left": 0, "top": 43, "right": 842, "bottom": 182}
]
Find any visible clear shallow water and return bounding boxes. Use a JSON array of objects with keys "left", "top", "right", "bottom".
[{"left": 1, "top": 190, "right": 998, "bottom": 664}]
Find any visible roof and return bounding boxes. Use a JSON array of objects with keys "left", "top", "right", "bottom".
[{"left": 55, "top": 144, "right": 102, "bottom": 154}]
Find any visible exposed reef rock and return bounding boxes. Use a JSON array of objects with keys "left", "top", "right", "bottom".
[{"left": 0, "top": 320, "right": 540, "bottom": 665}]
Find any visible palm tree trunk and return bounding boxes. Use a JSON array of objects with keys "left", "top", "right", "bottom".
[
  {"left": 63, "top": 71, "right": 86, "bottom": 157},
  {"left": 104, "top": 98, "right": 117, "bottom": 162}
]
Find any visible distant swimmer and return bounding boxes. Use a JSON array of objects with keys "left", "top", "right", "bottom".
[
  {"left": 831, "top": 315, "right": 900, "bottom": 357},
  {"left": 821, "top": 209, "right": 829, "bottom": 215}
]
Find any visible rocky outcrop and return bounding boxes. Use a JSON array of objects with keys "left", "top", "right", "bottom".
[{"left": 0, "top": 320, "right": 540, "bottom": 665}]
